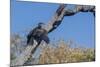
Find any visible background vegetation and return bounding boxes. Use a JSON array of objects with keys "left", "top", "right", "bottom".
[{"left": 10, "top": 34, "right": 95, "bottom": 65}]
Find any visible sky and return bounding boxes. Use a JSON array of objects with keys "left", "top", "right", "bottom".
[{"left": 11, "top": 0, "right": 95, "bottom": 48}]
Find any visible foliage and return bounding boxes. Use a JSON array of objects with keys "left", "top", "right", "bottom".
[
  {"left": 38, "top": 40, "right": 95, "bottom": 64},
  {"left": 10, "top": 34, "right": 95, "bottom": 65}
]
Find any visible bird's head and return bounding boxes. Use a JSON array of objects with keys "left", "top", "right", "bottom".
[{"left": 38, "top": 22, "right": 45, "bottom": 29}]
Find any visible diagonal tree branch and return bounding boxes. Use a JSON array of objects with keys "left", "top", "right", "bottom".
[
  {"left": 10, "top": 4, "right": 67, "bottom": 66},
  {"left": 45, "top": 4, "right": 67, "bottom": 33},
  {"left": 11, "top": 4, "right": 95, "bottom": 66}
]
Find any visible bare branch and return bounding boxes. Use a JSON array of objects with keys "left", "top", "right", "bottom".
[{"left": 11, "top": 4, "right": 95, "bottom": 66}]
